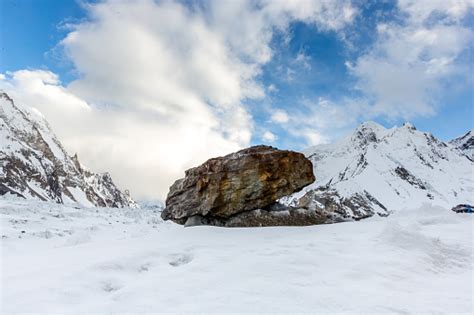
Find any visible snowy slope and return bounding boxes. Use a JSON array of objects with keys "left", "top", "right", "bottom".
[
  {"left": 0, "top": 92, "right": 136, "bottom": 208},
  {"left": 283, "top": 122, "right": 474, "bottom": 221},
  {"left": 450, "top": 130, "right": 474, "bottom": 160},
  {"left": 1, "top": 198, "right": 472, "bottom": 313}
]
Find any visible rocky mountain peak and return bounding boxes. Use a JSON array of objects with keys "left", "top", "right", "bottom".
[
  {"left": 450, "top": 130, "right": 474, "bottom": 160},
  {"left": 402, "top": 122, "right": 416, "bottom": 130},
  {"left": 350, "top": 121, "right": 386, "bottom": 146},
  {"left": 0, "top": 92, "right": 137, "bottom": 208}
]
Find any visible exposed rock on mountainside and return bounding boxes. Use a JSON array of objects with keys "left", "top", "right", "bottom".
[
  {"left": 450, "top": 130, "right": 473, "bottom": 160},
  {"left": 282, "top": 121, "right": 474, "bottom": 221},
  {"left": 0, "top": 92, "right": 137, "bottom": 208},
  {"left": 451, "top": 204, "right": 473, "bottom": 213},
  {"left": 161, "top": 145, "right": 315, "bottom": 225}
]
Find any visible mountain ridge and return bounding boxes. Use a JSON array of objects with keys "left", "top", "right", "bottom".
[
  {"left": 282, "top": 121, "right": 473, "bottom": 221},
  {"left": 0, "top": 92, "right": 137, "bottom": 208},
  {"left": 449, "top": 130, "right": 473, "bottom": 160}
]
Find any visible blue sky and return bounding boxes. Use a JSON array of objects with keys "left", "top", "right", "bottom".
[
  {"left": 1, "top": 0, "right": 82, "bottom": 78},
  {"left": 0, "top": 0, "right": 473, "bottom": 198}
]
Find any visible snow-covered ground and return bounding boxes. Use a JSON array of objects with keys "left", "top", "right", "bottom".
[{"left": 1, "top": 197, "right": 473, "bottom": 314}]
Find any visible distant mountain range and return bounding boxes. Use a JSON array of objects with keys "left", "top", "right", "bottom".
[
  {"left": 1, "top": 91, "right": 472, "bottom": 216},
  {"left": 282, "top": 121, "right": 473, "bottom": 221},
  {"left": 0, "top": 92, "right": 137, "bottom": 208}
]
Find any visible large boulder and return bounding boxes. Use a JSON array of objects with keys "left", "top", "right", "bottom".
[{"left": 161, "top": 145, "right": 315, "bottom": 225}]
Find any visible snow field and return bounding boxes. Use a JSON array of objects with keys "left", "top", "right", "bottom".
[{"left": 1, "top": 198, "right": 472, "bottom": 313}]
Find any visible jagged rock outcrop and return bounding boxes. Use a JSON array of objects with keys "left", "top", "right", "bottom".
[
  {"left": 450, "top": 130, "right": 473, "bottom": 160},
  {"left": 161, "top": 145, "right": 315, "bottom": 225},
  {"left": 451, "top": 204, "right": 473, "bottom": 213},
  {"left": 0, "top": 92, "right": 137, "bottom": 208}
]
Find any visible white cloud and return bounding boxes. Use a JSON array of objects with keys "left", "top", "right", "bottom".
[
  {"left": 262, "top": 130, "right": 277, "bottom": 142},
  {"left": 271, "top": 109, "right": 289, "bottom": 124},
  {"left": 398, "top": 0, "right": 474, "bottom": 22},
  {"left": 1, "top": 0, "right": 357, "bottom": 199},
  {"left": 299, "top": 129, "right": 326, "bottom": 146},
  {"left": 261, "top": 0, "right": 356, "bottom": 32},
  {"left": 267, "top": 84, "right": 278, "bottom": 93},
  {"left": 0, "top": 70, "right": 91, "bottom": 119},
  {"left": 284, "top": 97, "right": 362, "bottom": 146},
  {"left": 349, "top": 0, "right": 473, "bottom": 119},
  {"left": 285, "top": 67, "right": 296, "bottom": 81},
  {"left": 295, "top": 51, "right": 312, "bottom": 70}
]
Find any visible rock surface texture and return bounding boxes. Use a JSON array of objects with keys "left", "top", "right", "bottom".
[{"left": 161, "top": 145, "right": 315, "bottom": 225}]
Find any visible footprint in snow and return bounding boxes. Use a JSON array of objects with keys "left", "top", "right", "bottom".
[
  {"left": 169, "top": 254, "right": 193, "bottom": 267},
  {"left": 100, "top": 280, "right": 122, "bottom": 293},
  {"left": 138, "top": 262, "right": 153, "bottom": 272}
]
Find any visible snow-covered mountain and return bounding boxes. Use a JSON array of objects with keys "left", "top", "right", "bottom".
[
  {"left": 450, "top": 130, "right": 473, "bottom": 160},
  {"left": 0, "top": 92, "right": 137, "bottom": 208},
  {"left": 283, "top": 121, "right": 473, "bottom": 221}
]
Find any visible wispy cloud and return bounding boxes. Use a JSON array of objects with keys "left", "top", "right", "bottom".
[
  {"left": 262, "top": 130, "right": 278, "bottom": 142},
  {"left": 270, "top": 109, "right": 290, "bottom": 124},
  {"left": 348, "top": 0, "right": 473, "bottom": 119}
]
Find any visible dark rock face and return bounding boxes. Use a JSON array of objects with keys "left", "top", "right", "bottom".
[
  {"left": 183, "top": 203, "right": 329, "bottom": 227},
  {"left": 451, "top": 204, "right": 473, "bottom": 213},
  {"left": 161, "top": 145, "right": 315, "bottom": 225},
  {"left": 394, "top": 167, "right": 427, "bottom": 190},
  {"left": 292, "top": 188, "right": 389, "bottom": 222}
]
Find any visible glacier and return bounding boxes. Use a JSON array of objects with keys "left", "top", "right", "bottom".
[{"left": 0, "top": 197, "right": 472, "bottom": 313}]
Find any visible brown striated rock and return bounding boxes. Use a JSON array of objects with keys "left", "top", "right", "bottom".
[{"left": 161, "top": 145, "right": 315, "bottom": 224}]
